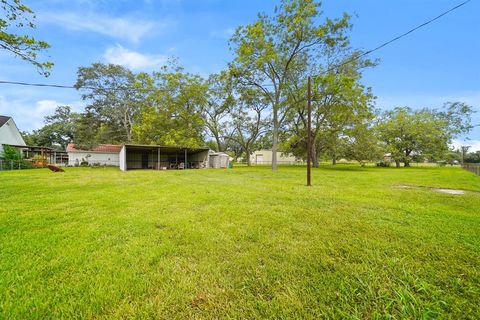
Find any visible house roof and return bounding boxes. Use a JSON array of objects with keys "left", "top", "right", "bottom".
[
  {"left": 66, "top": 144, "right": 122, "bottom": 153},
  {"left": 0, "top": 115, "right": 11, "bottom": 127}
]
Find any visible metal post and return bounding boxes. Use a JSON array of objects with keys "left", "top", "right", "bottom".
[
  {"left": 185, "top": 149, "right": 188, "bottom": 169},
  {"left": 307, "top": 76, "right": 312, "bottom": 187}
]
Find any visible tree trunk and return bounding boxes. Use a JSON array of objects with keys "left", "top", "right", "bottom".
[
  {"left": 214, "top": 134, "right": 223, "bottom": 152},
  {"left": 404, "top": 150, "right": 411, "bottom": 167},
  {"left": 246, "top": 148, "right": 251, "bottom": 166},
  {"left": 271, "top": 111, "right": 279, "bottom": 170},
  {"left": 312, "top": 143, "right": 320, "bottom": 168},
  {"left": 395, "top": 160, "right": 400, "bottom": 168},
  {"left": 332, "top": 146, "right": 337, "bottom": 165}
]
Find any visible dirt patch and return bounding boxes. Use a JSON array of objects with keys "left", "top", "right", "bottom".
[
  {"left": 395, "top": 185, "right": 469, "bottom": 195},
  {"left": 431, "top": 188, "right": 465, "bottom": 195}
]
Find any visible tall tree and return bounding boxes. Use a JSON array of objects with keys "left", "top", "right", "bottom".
[
  {"left": 133, "top": 66, "right": 207, "bottom": 147},
  {"left": 74, "top": 63, "right": 142, "bottom": 143},
  {"left": 25, "top": 106, "right": 79, "bottom": 150},
  {"left": 342, "top": 121, "right": 382, "bottom": 166},
  {"left": 1, "top": 0, "right": 52, "bottom": 76},
  {"left": 204, "top": 71, "right": 235, "bottom": 151},
  {"left": 283, "top": 54, "right": 375, "bottom": 167},
  {"left": 228, "top": 88, "right": 271, "bottom": 165},
  {"left": 229, "top": 0, "right": 351, "bottom": 170},
  {"left": 376, "top": 103, "right": 474, "bottom": 167}
]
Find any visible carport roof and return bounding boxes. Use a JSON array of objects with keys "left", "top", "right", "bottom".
[{"left": 123, "top": 144, "right": 209, "bottom": 153}]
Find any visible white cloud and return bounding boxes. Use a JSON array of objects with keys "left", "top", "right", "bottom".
[
  {"left": 103, "top": 45, "right": 168, "bottom": 71},
  {"left": 0, "top": 95, "right": 83, "bottom": 132},
  {"left": 35, "top": 100, "right": 59, "bottom": 113},
  {"left": 40, "top": 12, "right": 169, "bottom": 43},
  {"left": 451, "top": 139, "right": 480, "bottom": 152}
]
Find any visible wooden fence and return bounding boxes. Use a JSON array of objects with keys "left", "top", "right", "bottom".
[{"left": 463, "top": 163, "right": 480, "bottom": 176}]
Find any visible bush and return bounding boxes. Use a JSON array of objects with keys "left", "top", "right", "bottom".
[
  {"left": 0, "top": 146, "right": 33, "bottom": 170},
  {"left": 437, "top": 160, "right": 447, "bottom": 167},
  {"left": 1, "top": 145, "right": 22, "bottom": 161},
  {"left": 376, "top": 161, "right": 391, "bottom": 167}
]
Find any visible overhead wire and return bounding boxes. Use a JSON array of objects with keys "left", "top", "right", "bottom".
[{"left": 0, "top": 0, "right": 471, "bottom": 90}]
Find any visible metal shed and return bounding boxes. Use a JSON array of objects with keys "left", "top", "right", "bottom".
[{"left": 208, "top": 152, "right": 230, "bottom": 169}]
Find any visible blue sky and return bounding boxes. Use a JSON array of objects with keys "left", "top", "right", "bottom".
[{"left": 0, "top": 0, "right": 479, "bottom": 150}]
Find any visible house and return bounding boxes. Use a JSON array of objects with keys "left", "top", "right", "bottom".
[
  {"left": 67, "top": 144, "right": 122, "bottom": 166},
  {"left": 250, "top": 149, "right": 301, "bottom": 165},
  {"left": 0, "top": 115, "right": 26, "bottom": 155}
]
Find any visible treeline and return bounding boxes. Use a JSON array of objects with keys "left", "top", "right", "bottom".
[{"left": 23, "top": 0, "right": 475, "bottom": 167}]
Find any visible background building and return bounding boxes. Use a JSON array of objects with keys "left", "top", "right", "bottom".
[{"left": 249, "top": 150, "right": 301, "bottom": 165}]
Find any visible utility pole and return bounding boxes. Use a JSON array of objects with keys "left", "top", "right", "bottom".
[
  {"left": 307, "top": 76, "right": 312, "bottom": 186},
  {"left": 461, "top": 145, "right": 470, "bottom": 166}
]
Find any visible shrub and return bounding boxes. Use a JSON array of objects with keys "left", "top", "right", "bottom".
[
  {"left": 0, "top": 146, "right": 27, "bottom": 170},
  {"left": 1, "top": 145, "right": 22, "bottom": 161},
  {"left": 376, "top": 161, "right": 391, "bottom": 167}
]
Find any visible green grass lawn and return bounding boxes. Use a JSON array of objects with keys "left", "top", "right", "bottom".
[{"left": 1, "top": 166, "right": 479, "bottom": 319}]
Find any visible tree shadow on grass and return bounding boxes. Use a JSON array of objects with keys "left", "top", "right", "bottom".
[{"left": 317, "top": 164, "right": 447, "bottom": 172}]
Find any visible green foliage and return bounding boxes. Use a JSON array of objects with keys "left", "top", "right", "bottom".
[
  {"left": 0, "top": 145, "right": 32, "bottom": 169},
  {"left": 0, "top": 0, "right": 53, "bottom": 76},
  {"left": 1, "top": 145, "right": 21, "bottom": 161},
  {"left": 229, "top": 0, "right": 355, "bottom": 169},
  {"left": 465, "top": 151, "right": 480, "bottom": 163},
  {"left": 343, "top": 122, "right": 382, "bottom": 166},
  {"left": 203, "top": 71, "right": 236, "bottom": 151},
  {"left": 0, "top": 166, "right": 479, "bottom": 318},
  {"left": 25, "top": 106, "right": 79, "bottom": 150},
  {"left": 228, "top": 87, "right": 271, "bottom": 165},
  {"left": 75, "top": 63, "right": 144, "bottom": 143},
  {"left": 133, "top": 65, "right": 207, "bottom": 148},
  {"left": 376, "top": 104, "right": 474, "bottom": 167},
  {"left": 283, "top": 57, "right": 376, "bottom": 166}
]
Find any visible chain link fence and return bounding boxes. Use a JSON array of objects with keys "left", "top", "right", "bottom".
[
  {"left": 463, "top": 163, "right": 480, "bottom": 176},
  {"left": 0, "top": 159, "right": 35, "bottom": 171}
]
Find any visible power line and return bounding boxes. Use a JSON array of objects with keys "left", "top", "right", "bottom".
[
  {"left": 261, "top": 0, "right": 471, "bottom": 86},
  {"left": 321, "top": 0, "right": 471, "bottom": 76},
  {"left": 0, "top": 80, "right": 96, "bottom": 90},
  {"left": 0, "top": 0, "right": 471, "bottom": 90}
]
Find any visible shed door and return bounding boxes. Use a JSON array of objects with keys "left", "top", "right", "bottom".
[{"left": 256, "top": 154, "right": 264, "bottom": 164}]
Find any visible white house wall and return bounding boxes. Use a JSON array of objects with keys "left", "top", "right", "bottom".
[
  {"left": 119, "top": 146, "right": 126, "bottom": 171},
  {"left": 0, "top": 118, "right": 26, "bottom": 155},
  {"left": 250, "top": 150, "right": 299, "bottom": 165},
  {"left": 68, "top": 152, "right": 119, "bottom": 166}
]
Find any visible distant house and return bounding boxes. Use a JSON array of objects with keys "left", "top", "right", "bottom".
[
  {"left": 0, "top": 115, "right": 26, "bottom": 155},
  {"left": 67, "top": 144, "right": 122, "bottom": 166},
  {"left": 250, "top": 149, "right": 301, "bottom": 165}
]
